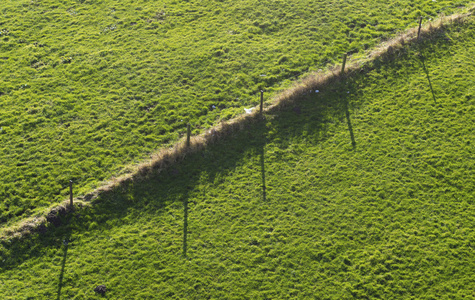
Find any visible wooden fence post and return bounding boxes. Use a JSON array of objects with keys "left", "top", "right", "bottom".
[
  {"left": 69, "top": 180, "right": 73, "bottom": 209},
  {"left": 341, "top": 53, "right": 348, "bottom": 75},
  {"left": 260, "top": 90, "right": 264, "bottom": 114},
  {"left": 186, "top": 123, "right": 191, "bottom": 147},
  {"left": 417, "top": 17, "right": 423, "bottom": 40}
]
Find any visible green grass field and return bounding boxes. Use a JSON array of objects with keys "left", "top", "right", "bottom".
[
  {"left": 1, "top": 0, "right": 473, "bottom": 224},
  {"left": 1, "top": 14, "right": 474, "bottom": 299}
]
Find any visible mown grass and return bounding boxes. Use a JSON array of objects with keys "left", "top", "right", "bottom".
[
  {"left": 1, "top": 15, "right": 474, "bottom": 299},
  {"left": 1, "top": 0, "right": 473, "bottom": 224}
]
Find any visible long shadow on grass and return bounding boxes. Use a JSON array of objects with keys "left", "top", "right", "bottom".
[
  {"left": 56, "top": 226, "right": 71, "bottom": 300},
  {"left": 256, "top": 115, "right": 267, "bottom": 202},
  {"left": 260, "top": 138, "right": 267, "bottom": 202},
  {"left": 419, "top": 53, "right": 438, "bottom": 104},
  {"left": 344, "top": 98, "right": 357, "bottom": 149},
  {"left": 183, "top": 195, "right": 189, "bottom": 257},
  {"left": 0, "top": 22, "right": 459, "bottom": 271}
]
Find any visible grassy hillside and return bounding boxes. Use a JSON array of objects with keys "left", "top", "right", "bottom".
[
  {"left": 1, "top": 0, "right": 472, "bottom": 224},
  {"left": 1, "top": 15, "right": 474, "bottom": 299}
]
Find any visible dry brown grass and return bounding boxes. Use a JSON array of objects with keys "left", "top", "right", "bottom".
[{"left": 2, "top": 7, "right": 473, "bottom": 240}]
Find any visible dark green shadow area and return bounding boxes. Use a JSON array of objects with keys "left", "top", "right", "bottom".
[
  {"left": 0, "top": 91, "right": 343, "bottom": 272},
  {"left": 0, "top": 18, "right": 463, "bottom": 273}
]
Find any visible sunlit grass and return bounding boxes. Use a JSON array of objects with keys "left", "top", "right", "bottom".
[
  {"left": 1, "top": 0, "right": 472, "bottom": 224},
  {"left": 1, "top": 15, "right": 474, "bottom": 299}
]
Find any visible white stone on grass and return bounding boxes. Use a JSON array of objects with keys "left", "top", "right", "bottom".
[{"left": 244, "top": 107, "right": 255, "bottom": 114}]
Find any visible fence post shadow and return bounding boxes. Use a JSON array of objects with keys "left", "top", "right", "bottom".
[
  {"left": 344, "top": 98, "right": 356, "bottom": 149},
  {"left": 260, "top": 140, "right": 267, "bottom": 202},
  {"left": 182, "top": 183, "right": 201, "bottom": 258},
  {"left": 419, "top": 52, "right": 438, "bottom": 104},
  {"left": 56, "top": 230, "right": 71, "bottom": 300},
  {"left": 340, "top": 53, "right": 356, "bottom": 149},
  {"left": 183, "top": 196, "right": 189, "bottom": 258},
  {"left": 259, "top": 117, "right": 267, "bottom": 202}
]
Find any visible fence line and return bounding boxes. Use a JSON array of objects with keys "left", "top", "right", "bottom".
[{"left": 2, "top": 10, "right": 474, "bottom": 240}]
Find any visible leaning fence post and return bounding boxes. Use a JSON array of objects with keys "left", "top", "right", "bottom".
[
  {"left": 260, "top": 90, "right": 264, "bottom": 114},
  {"left": 186, "top": 123, "right": 191, "bottom": 147},
  {"left": 341, "top": 53, "right": 348, "bottom": 75},
  {"left": 69, "top": 180, "right": 73, "bottom": 209},
  {"left": 417, "top": 17, "right": 423, "bottom": 40}
]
